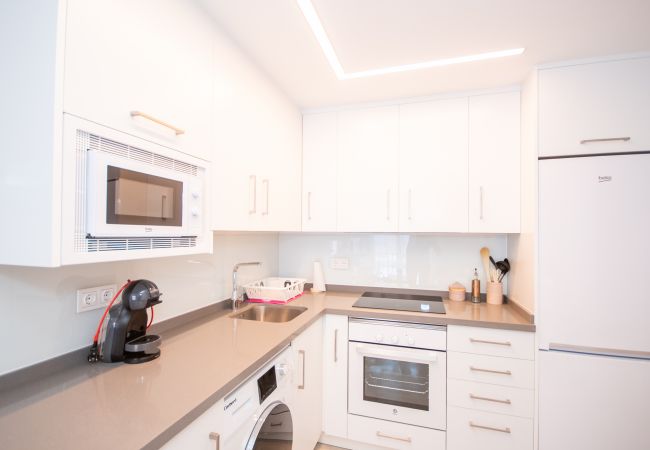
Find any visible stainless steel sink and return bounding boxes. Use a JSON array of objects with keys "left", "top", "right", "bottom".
[{"left": 230, "top": 304, "right": 307, "bottom": 323}]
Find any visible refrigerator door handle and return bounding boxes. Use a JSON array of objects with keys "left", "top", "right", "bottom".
[{"left": 549, "top": 342, "right": 650, "bottom": 360}]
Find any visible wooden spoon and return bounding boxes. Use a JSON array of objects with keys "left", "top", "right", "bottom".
[{"left": 480, "top": 247, "right": 493, "bottom": 282}]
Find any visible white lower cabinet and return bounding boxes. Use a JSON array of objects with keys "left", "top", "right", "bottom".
[
  {"left": 448, "top": 379, "right": 534, "bottom": 418},
  {"left": 322, "top": 314, "right": 348, "bottom": 438},
  {"left": 348, "top": 414, "right": 446, "bottom": 450},
  {"left": 292, "top": 318, "right": 324, "bottom": 450},
  {"left": 161, "top": 399, "right": 224, "bottom": 450},
  {"left": 447, "top": 406, "right": 533, "bottom": 450}
]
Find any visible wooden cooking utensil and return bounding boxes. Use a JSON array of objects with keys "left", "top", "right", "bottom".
[{"left": 480, "top": 247, "right": 493, "bottom": 282}]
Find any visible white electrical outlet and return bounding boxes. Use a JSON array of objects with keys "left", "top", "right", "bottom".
[
  {"left": 77, "top": 284, "right": 117, "bottom": 313},
  {"left": 331, "top": 257, "right": 350, "bottom": 270}
]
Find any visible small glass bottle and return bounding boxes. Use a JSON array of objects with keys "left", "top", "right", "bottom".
[{"left": 471, "top": 268, "right": 481, "bottom": 303}]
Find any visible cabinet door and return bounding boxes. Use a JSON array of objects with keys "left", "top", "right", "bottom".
[
  {"left": 322, "top": 314, "right": 348, "bottom": 438},
  {"left": 337, "top": 106, "right": 399, "bottom": 231},
  {"left": 64, "top": 0, "right": 213, "bottom": 161},
  {"left": 161, "top": 399, "right": 224, "bottom": 450},
  {"left": 399, "top": 98, "right": 469, "bottom": 232},
  {"left": 539, "top": 57, "right": 650, "bottom": 157},
  {"left": 292, "top": 318, "right": 323, "bottom": 450},
  {"left": 469, "top": 92, "right": 520, "bottom": 233},
  {"left": 302, "top": 113, "right": 338, "bottom": 231}
]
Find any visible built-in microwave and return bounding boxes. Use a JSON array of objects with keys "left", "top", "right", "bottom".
[
  {"left": 86, "top": 149, "right": 204, "bottom": 238},
  {"left": 60, "top": 114, "right": 210, "bottom": 263}
]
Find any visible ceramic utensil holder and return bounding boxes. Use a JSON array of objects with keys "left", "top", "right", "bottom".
[{"left": 486, "top": 281, "right": 503, "bottom": 305}]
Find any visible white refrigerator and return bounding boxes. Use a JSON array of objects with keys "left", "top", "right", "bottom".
[{"left": 538, "top": 153, "right": 650, "bottom": 450}]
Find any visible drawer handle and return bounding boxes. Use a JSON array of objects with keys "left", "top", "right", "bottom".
[
  {"left": 376, "top": 431, "right": 412, "bottom": 443},
  {"left": 209, "top": 432, "right": 220, "bottom": 450},
  {"left": 469, "top": 421, "right": 511, "bottom": 434},
  {"left": 130, "top": 110, "right": 185, "bottom": 135},
  {"left": 580, "top": 137, "right": 630, "bottom": 144},
  {"left": 470, "top": 338, "right": 512, "bottom": 346},
  {"left": 469, "top": 393, "right": 512, "bottom": 404},
  {"left": 270, "top": 422, "right": 283, "bottom": 427},
  {"left": 470, "top": 366, "right": 512, "bottom": 376}
]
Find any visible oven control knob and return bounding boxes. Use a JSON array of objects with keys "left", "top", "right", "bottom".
[
  {"left": 407, "top": 336, "right": 415, "bottom": 346},
  {"left": 191, "top": 208, "right": 200, "bottom": 217},
  {"left": 391, "top": 336, "right": 399, "bottom": 344},
  {"left": 192, "top": 191, "right": 200, "bottom": 199},
  {"left": 375, "top": 334, "right": 383, "bottom": 343}
]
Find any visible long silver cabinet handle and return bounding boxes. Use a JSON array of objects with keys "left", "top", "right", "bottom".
[
  {"left": 470, "top": 366, "right": 512, "bottom": 376},
  {"left": 376, "top": 431, "right": 412, "bottom": 443},
  {"left": 470, "top": 393, "right": 512, "bottom": 404},
  {"left": 262, "top": 179, "right": 269, "bottom": 216},
  {"left": 470, "top": 337, "right": 512, "bottom": 346},
  {"left": 469, "top": 421, "right": 511, "bottom": 434},
  {"left": 249, "top": 175, "right": 257, "bottom": 214},
  {"left": 408, "top": 189, "right": 412, "bottom": 220},
  {"left": 209, "top": 432, "right": 220, "bottom": 450},
  {"left": 479, "top": 186, "right": 484, "bottom": 220},
  {"left": 334, "top": 329, "right": 338, "bottom": 363},
  {"left": 386, "top": 189, "right": 391, "bottom": 221},
  {"left": 298, "top": 350, "right": 305, "bottom": 390},
  {"left": 307, "top": 191, "right": 312, "bottom": 220},
  {"left": 130, "top": 110, "right": 184, "bottom": 135},
  {"left": 580, "top": 137, "right": 630, "bottom": 144}
]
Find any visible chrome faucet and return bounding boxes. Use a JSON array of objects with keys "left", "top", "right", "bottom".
[{"left": 231, "top": 262, "right": 261, "bottom": 310}]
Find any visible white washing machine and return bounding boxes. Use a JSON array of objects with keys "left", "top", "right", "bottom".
[{"left": 221, "top": 347, "right": 295, "bottom": 450}]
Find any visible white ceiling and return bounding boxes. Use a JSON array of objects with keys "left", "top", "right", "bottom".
[{"left": 198, "top": 0, "right": 650, "bottom": 109}]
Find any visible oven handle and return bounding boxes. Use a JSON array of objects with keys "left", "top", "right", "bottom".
[{"left": 354, "top": 343, "right": 439, "bottom": 364}]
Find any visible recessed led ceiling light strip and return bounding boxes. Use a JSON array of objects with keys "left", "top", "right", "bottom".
[{"left": 297, "top": 0, "right": 525, "bottom": 80}]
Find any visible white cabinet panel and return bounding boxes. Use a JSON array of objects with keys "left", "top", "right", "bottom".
[
  {"left": 292, "top": 318, "right": 323, "bottom": 450},
  {"left": 399, "top": 98, "right": 469, "bottom": 232},
  {"left": 348, "top": 414, "right": 445, "bottom": 450},
  {"left": 161, "top": 399, "right": 224, "bottom": 450},
  {"left": 469, "top": 92, "right": 521, "bottom": 233},
  {"left": 64, "top": 0, "right": 214, "bottom": 161},
  {"left": 448, "top": 325, "right": 535, "bottom": 360},
  {"left": 539, "top": 57, "right": 650, "bottom": 157},
  {"left": 448, "top": 406, "right": 533, "bottom": 450},
  {"left": 337, "top": 106, "right": 399, "bottom": 231},
  {"left": 539, "top": 350, "right": 650, "bottom": 450},
  {"left": 448, "top": 379, "right": 534, "bottom": 418},
  {"left": 322, "top": 314, "right": 348, "bottom": 438},
  {"left": 303, "top": 113, "right": 338, "bottom": 231},
  {"left": 448, "top": 352, "right": 535, "bottom": 389}
]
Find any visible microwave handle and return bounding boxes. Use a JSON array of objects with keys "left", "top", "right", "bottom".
[{"left": 354, "top": 343, "right": 438, "bottom": 364}]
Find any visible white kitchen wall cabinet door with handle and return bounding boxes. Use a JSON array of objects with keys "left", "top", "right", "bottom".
[
  {"left": 322, "top": 314, "right": 348, "bottom": 439},
  {"left": 399, "top": 98, "right": 469, "bottom": 232},
  {"left": 468, "top": 91, "right": 521, "bottom": 233},
  {"left": 539, "top": 56, "right": 650, "bottom": 157},
  {"left": 292, "top": 318, "right": 323, "bottom": 450},
  {"left": 161, "top": 398, "right": 225, "bottom": 450},
  {"left": 337, "top": 106, "right": 400, "bottom": 232},
  {"left": 64, "top": 0, "right": 214, "bottom": 161},
  {"left": 302, "top": 113, "right": 338, "bottom": 231}
]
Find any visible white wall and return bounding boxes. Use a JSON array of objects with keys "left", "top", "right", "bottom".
[
  {"left": 279, "top": 233, "right": 507, "bottom": 293},
  {"left": 0, "top": 233, "right": 277, "bottom": 376}
]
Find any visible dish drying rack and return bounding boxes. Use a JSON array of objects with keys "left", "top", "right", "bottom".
[{"left": 244, "top": 277, "right": 306, "bottom": 304}]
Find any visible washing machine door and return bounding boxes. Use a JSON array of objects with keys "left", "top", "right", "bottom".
[{"left": 245, "top": 401, "right": 293, "bottom": 450}]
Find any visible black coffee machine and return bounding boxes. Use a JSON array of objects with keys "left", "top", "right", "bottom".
[{"left": 97, "top": 279, "right": 163, "bottom": 364}]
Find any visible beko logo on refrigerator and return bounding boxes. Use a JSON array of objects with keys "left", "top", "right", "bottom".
[
  {"left": 598, "top": 176, "right": 612, "bottom": 183},
  {"left": 144, "top": 227, "right": 153, "bottom": 232}
]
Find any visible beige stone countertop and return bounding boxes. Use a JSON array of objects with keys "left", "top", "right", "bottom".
[{"left": 0, "top": 291, "right": 533, "bottom": 450}]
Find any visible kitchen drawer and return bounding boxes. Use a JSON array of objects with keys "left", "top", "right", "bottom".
[
  {"left": 447, "top": 406, "right": 533, "bottom": 450},
  {"left": 448, "top": 325, "right": 534, "bottom": 360},
  {"left": 348, "top": 414, "right": 445, "bottom": 450},
  {"left": 448, "top": 379, "right": 534, "bottom": 418},
  {"left": 448, "top": 351, "right": 535, "bottom": 389}
]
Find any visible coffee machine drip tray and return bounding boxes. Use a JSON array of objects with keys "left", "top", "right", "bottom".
[{"left": 352, "top": 291, "right": 446, "bottom": 314}]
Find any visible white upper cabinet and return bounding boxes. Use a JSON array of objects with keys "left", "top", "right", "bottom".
[
  {"left": 539, "top": 56, "right": 650, "bottom": 157},
  {"left": 469, "top": 92, "right": 521, "bottom": 233},
  {"left": 302, "top": 113, "right": 338, "bottom": 231},
  {"left": 399, "top": 98, "right": 469, "bottom": 232},
  {"left": 64, "top": 0, "right": 214, "bottom": 161},
  {"left": 337, "top": 106, "right": 400, "bottom": 232}
]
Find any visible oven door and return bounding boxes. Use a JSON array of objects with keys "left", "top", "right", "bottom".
[
  {"left": 86, "top": 150, "right": 198, "bottom": 237},
  {"left": 349, "top": 341, "right": 446, "bottom": 430}
]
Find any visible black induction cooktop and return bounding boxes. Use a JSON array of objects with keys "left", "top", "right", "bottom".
[{"left": 352, "top": 291, "right": 446, "bottom": 314}]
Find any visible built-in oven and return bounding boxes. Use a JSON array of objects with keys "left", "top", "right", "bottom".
[{"left": 348, "top": 318, "right": 447, "bottom": 430}]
